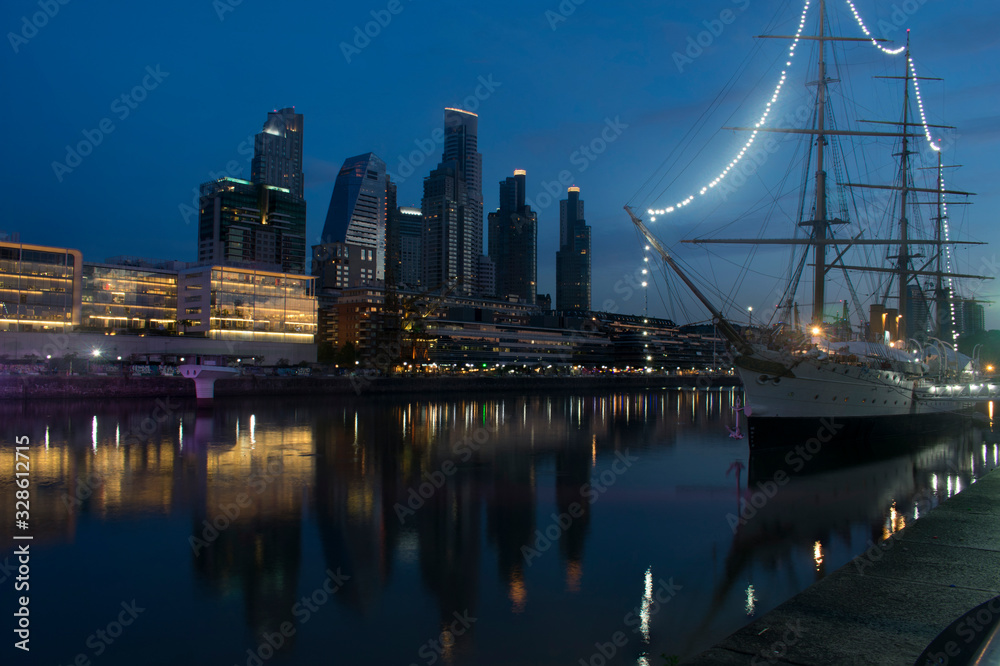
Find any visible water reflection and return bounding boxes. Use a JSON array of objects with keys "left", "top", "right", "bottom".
[{"left": 0, "top": 393, "right": 994, "bottom": 665}]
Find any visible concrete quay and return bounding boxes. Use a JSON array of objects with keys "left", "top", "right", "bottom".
[
  {"left": 684, "top": 468, "right": 1000, "bottom": 665},
  {"left": 0, "top": 372, "right": 740, "bottom": 400}
]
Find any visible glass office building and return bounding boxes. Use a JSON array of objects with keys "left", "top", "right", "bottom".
[
  {"left": 178, "top": 266, "right": 316, "bottom": 343},
  {"left": 82, "top": 259, "right": 179, "bottom": 332},
  {"left": 0, "top": 241, "right": 82, "bottom": 331}
]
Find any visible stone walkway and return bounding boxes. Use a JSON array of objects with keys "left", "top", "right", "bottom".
[{"left": 684, "top": 468, "right": 1000, "bottom": 665}]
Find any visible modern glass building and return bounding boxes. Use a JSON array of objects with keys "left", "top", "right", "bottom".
[
  {"left": 319, "top": 153, "right": 393, "bottom": 281},
  {"left": 387, "top": 206, "right": 423, "bottom": 289},
  {"left": 251, "top": 107, "right": 304, "bottom": 199},
  {"left": 422, "top": 109, "right": 486, "bottom": 296},
  {"left": 178, "top": 266, "right": 316, "bottom": 343},
  {"left": 488, "top": 169, "right": 537, "bottom": 304},
  {"left": 81, "top": 258, "right": 179, "bottom": 332},
  {"left": 197, "top": 177, "right": 307, "bottom": 274},
  {"left": 443, "top": 107, "right": 483, "bottom": 248},
  {"left": 0, "top": 241, "right": 82, "bottom": 331},
  {"left": 556, "top": 186, "right": 591, "bottom": 311}
]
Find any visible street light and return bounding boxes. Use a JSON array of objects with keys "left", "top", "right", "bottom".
[{"left": 747, "top": 306, "right": 753, "bottom": 327}]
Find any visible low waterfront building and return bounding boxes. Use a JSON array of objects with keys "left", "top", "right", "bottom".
[
  {"left": 311, "top": 241, "right": 378, "bottom": 291},
  {"left": 325, "top": 286, "right": 384, "bottom": 351},
  {"left": 0, "top": 240, "right": 82, "bottom": 332},
  {"left": 177, "top": 265, "right": 316, "bottom": 344},
  {"left": 82, "top": 257, "right": 182, "bottom": 332},
  {"left": 424, "top": 319, "right": 611, "bottom": 366},
  {"left": 316, "top": 283, "right": 724, "bottom": 369}
]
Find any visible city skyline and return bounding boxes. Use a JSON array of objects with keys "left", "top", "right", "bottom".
[{"left": 4, "top": 0, "right": 998, "bottom": 327}]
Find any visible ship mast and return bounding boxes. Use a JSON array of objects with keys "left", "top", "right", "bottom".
[
  {"left": 644, "top": 3, "right": 990, "bottom": 340},
  {"left": 809, "top": 0, "right": 829, "bottom": 328},
  {"left": 895, "top": 33, "right": 912, "bottom": 341}
]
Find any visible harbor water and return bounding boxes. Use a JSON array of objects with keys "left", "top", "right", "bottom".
[{"left": 0, "top": 389, "right": 994, "bottom": 665}]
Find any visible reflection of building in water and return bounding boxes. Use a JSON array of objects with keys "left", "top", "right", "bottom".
[
  {"left": 312, "top": 406, "right": 407, "bottom": 615},
  {"left": 486, "top": 440, "right": 536, "bottom": 612},
  {"left": 555, "top": 441, "right": 593, "bottom": 592},
  {"left": 187, "top": 407, "right": 314, "bottom": 645},
  {"left": 0, "top": 442, "right": 78, "bottom": 545}
]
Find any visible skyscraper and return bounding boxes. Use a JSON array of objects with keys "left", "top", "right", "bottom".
[
  {"left": 422, "top": 162, "right": 465, "bottom": 291},
  {"left": 443, "top": 108, "right": 483, "bottom": 249},
  {"left": 251, "top": 107, "right": 304, "bottom": 198},
  {"left": 556, "top": 186, "right": 591, "bottom": 311},
  {"left": 488, "top": 170, "right": 537, "bottom": 303},
  {"left": 388, "top": 206, "right": 423, "bottom": 288},
  {"left": 421, "top": 108, "right": 485, "bottom": 295},
  {"left": 197, "top": 177, "right": 307, "bottom": 274},
  {"left": 319, "top": 153, "right": 393, "bottom": 281}
]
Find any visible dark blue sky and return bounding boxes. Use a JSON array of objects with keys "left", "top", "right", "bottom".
[{"left": 3, "top": 0, "right": 998, "bottom": 327}]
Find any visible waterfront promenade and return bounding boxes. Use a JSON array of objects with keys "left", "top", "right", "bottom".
[
  {"left": 0, "top": 372, "right": 739, "bottom": 399},
  {"left": 684, "top": 466, "right": 1000, "bottom": 665}
]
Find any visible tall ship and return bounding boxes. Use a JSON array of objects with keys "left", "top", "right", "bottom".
[{"left": 625, "top": 0, "right": 996, "bottom": 447}]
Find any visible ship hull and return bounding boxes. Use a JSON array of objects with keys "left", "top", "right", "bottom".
[{"left": 735, "top": 352, "right": 976, "bottom": 450}]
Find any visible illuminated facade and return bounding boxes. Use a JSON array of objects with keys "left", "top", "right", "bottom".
[
  {"left": 0, "top": 240, "right": 82, "bottom": 331},
  {"left": 197, "top": 177, "right": 307, "bottom": 275},
  {"left": 178, "top": 266, "right": 316, "bottom": 343},
  {"left": 422, "top": 109, "right": 487, "bottom": 296},
  {"left": 320, "top": 153, "right": 393, "bottom": 281},
  {"left": 82, "top": 258, "right": 179, "bottom": 332},
  {"left": 251, "top": 107, "right": 304, "bottom": 198}
]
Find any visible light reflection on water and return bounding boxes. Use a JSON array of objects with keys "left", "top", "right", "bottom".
[{"left": 0, "top": 391, "right": 994, "bottom": 665}]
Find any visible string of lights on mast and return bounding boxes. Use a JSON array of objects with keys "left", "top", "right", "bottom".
[{"left": 641, "top": 0, "right": 963, "bottom": 342}]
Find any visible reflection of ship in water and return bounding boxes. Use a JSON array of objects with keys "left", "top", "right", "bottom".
[{"left": 687, "top": 417, "right": 996, "bottom": 651}]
